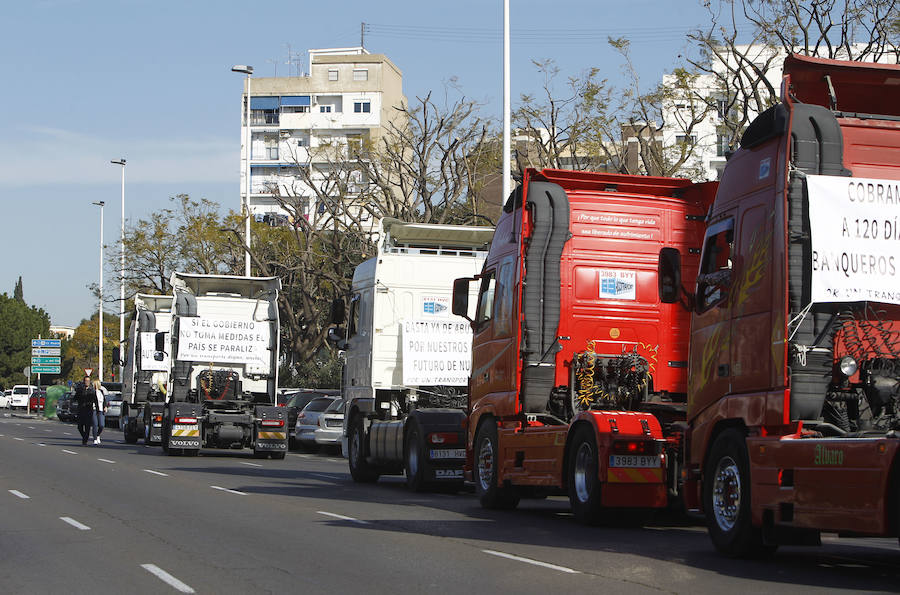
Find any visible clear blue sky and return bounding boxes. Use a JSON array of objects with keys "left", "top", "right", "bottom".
[{"left": 1, "top": 0, "right": 717, "bottom": 327}]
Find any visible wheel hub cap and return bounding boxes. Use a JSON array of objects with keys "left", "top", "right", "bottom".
[
  {"left": 712, "top": 455, "right": 741, "bottom": 531},
  {"left": 574, "top": 442, "right": 594, "bottom": 503},
  {"left": 477, "top": 438, "right": 494, "bottom": 492}
]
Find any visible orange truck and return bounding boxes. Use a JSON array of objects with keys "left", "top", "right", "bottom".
[
  {"left": 674, "top": 54, "right": 900, "bottom": 556},
  {"left": 452, "top": 168, "right": 715, "bottom": 523}
]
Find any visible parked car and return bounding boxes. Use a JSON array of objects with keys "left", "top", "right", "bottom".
[
  {"left": 29, "top": 389, "right": 46, "bottom": 412},
  {"left": 10, "top": 385, "right": 38, "bottom": 409},
  {"left": 56, "top": 391, "right": 74, "bottom": 421},
  {"left": 294, "top": 396, "right": 340, "bottom": 450},
  {"left": 0, "top": 389, "right": 11, "bottom": 408},
  {"left": 313, "top": 398, "right": 345, "bottom": 451},
  {"left": 280, "top": 389, "right": 340, "bottom": 449},
  {"left": 104, "top": 391, "right": 123, "bottom": 428}
]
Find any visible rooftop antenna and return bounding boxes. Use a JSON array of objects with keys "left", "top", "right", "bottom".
[
  {"left": 284, "top": 43, "right": 304, "bottom": 76},
  {"left": 266, "top": 57, "right": 278, "bottom": 77},
  {"left": 361, "top": 22, "right": 366, "bottom": 49}
]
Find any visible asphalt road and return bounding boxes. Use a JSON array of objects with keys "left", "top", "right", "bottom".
[{"left": 2, "top": 413, "right": 900, "bottom": 595}]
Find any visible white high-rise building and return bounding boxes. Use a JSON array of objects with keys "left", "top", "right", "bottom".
[{"left": 236, "top": 47, "right": 406, "bottom": 226}]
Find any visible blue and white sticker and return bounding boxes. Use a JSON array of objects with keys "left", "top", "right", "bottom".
[
  {"left": 599, "top": 269, "right": 636, "bottom": 300},
  {"left": 759, "top": 157, "right": 771, "bottom": 180},
  {"left": 422, "top": 296, "right": 449, "bottom": 316}
]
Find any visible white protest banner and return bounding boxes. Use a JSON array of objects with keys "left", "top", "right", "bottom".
[
  {"left": 176, "top": 317, "right": 271, "bottom": 366},
  {"left": 139, "top": 331, "right": 169, "bottom": 371},
  {"left": 402, "top": 318, "right": 472, "bottom": 386},
  {"left": 807, "top": 175, "right": 900, "bottom": 305}
]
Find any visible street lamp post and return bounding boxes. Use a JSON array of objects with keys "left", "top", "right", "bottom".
[
  {"left": 111, "top": 158, "right": 126, "bottom": 383},
  {"left": 92, "top": 201, "right": 105, "bottom": 382},
  {"left": 232, "top": 64, "right": 254, "bottom": 276}
]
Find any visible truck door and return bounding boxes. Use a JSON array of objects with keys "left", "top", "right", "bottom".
[{"left": 689, "top": 216, "right": 735, "bottom": 415}]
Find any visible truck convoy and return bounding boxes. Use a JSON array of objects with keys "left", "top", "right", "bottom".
[
  {"left": 121, "top": 273, "right": 287, "bottom": 458},
  {"left": 452, "top": 169, "right": 715, "bottom": 521},
  {"left": 330, "top": 218, "right": 494, "bottom": 490},
  {"left": 454, "top": 54, "right": 900, "bottom": 555},
  {"left": 121, "top": 294, "right": 173, "bottom": 445}
]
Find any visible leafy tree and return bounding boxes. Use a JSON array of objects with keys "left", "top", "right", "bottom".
[
  {"left": 0, "top": 292, "right": 51, "bottom": 388},
  {"left": 13, "top": 277, "right": 23, "bottom": 302},
  {"left": 62, "top": 312, "right": 119, "bottom": 383}
]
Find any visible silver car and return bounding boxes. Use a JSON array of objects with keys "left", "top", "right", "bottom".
[
  {"left": 104, "top": 391, "right": 123, "bottom": 428},
  {"left": 313, "top": 399, "right": 345, "bottom": 450},
  {"left": 294, "top": 396, "right": 339, "bottom": 450}
]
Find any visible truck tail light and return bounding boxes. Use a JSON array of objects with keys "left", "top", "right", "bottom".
[
  {"left": 428, "top": 432, "right": 458, "bottom": 445},
  {"left": 261, "top": 419, "right": 284, "bottom": 427},
  {"left": 612, "top": 440, "right": 655, "bottom": 455},
  {"left": 174, "top": 417, "right": 198, "bottom": 424},
  {"left": 153, "top": 414, "right": 163, "bottom": 423}
]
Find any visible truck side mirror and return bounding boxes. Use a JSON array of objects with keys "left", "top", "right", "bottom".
[
  {"left": 155, "top": 331, "right": 166, "bottom": 351},
  {"left": 452, "top": 278, "right": 472, "bottom": 321},
  {"left": 112, "top": 346, "right": 121, "bottom": 366},
  {"left": 326, "top": 326, "right": 347, "bottom": 350},
  {"left": 329, "top": 298, "right": 346, "bottom": 324},
  {"left": 658, "top": 247, "right": 682, "bottom": 304}
]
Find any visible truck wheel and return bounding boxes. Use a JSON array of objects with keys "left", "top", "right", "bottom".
[
  {"left": 123, "top": 423, "right": 138, "bottom": 444},
  {"left": 567, "top": 424, "right": 604, "bottom": 524},
  {"left": 271, "top": 451, "right": 286, "bottom": 460},
  {"left": 348, "top": 414, "right": 380, "bottom": 483},
  {"left": 703, "top": 429, "right": 774, "bottom": 557},
  {"left": 405, "top": 424, "right": 428, "bottom": 492},
  {"left": 473, "top": 421, "right": 519, "bottom": 509}
]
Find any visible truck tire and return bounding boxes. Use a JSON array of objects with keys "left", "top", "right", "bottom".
[
  {"left": 473, "top": 421, "right": 519, "bottom": 509},
  {"left": 348, "top": 414, "right": 380, "bottom": 483},
  {"left": 405, "top": 423, "right": 428, "bottom": 492},
  {"left": 703, "top": 428, "right": 774, "bottom": 557},
  {"left": 567, "top": 424, "right": 604, "bottom": 524},
  {"left": 123, "top": 422, "right": 138, "bottom": 444},
  {"left": 271, "top": 451, "right": 286, "bottom": 460}
]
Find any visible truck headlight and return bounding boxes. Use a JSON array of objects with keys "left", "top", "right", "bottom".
[{"left": 839, "top": 356, "right": 858, "bottom": 378}]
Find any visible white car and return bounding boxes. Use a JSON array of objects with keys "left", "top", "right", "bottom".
[
  {"left": 0, "top": 389, "right": 11, "bottom": 408},
  {"left": 9, "top": 385, "right": 38, "bottom": 409},
  {"left": 313, "top": 398, "right": 345, "bottom": 449}
]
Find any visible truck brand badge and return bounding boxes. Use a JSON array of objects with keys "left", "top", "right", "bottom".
[
  {"left": 421, "top": 295, "right": 450, "bottom": 316},
  {"left": 609, "top": 328, "right": 621, "bottom": 339},
  {"left": 759, "top": 158, "right": 771, "bottom": 180},
  {"left": 814, "top": 444, "right": 844, "bottom": 465}
]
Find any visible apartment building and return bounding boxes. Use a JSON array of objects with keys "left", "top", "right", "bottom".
[{"left": 236, "top": 47, "right": 406, "bottom": 225}]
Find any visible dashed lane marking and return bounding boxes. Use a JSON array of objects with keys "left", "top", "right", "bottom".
[
  {"left": 310, "top": 473, "right": 342, "bottom": 481},
  {"left": 240, "top": 462, "right": 263, "bottom": 467},
  {"left": 63, "top": 432, "right": 72, "bottom": 435},
  {"left": 482, "top": 550, "right": 580, "bottom": 574},
  {"left": 37, "top": 443, "right": 46, "bottom": 447},
  {"left": 316, "top": 511, "right": 369, "bottom": 525},
  {"left": 9, "top": 490, "right": 30, "bottom": 499},
  {"left": 144, "top": 469, "right": 169, "bottom": 477},
  {"left": 98, "top": 458, "right": 116, "bottom": 464},
  {"left": 14, "top": 437, "right": 24, "bottom": 441},
  {"left": 62, "top": 449, "right": 77, "bottom": 455},
  {"left": 60, "top": 516, "right": 91, "bottom": 531},
  {"left": 141, "top": 564, "right": 195, "bottom": 594},
  {"left": 210, "top": 485, "right": 247, "bottom": 496}
]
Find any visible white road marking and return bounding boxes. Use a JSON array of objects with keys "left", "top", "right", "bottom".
[
  {"left": 62, "top": 449, "right": 77, "bottom": 455},
  {"left": 240, "top": 462, "right": 263, "bottom": 467},
  {"left": 44, "top": 429, "right": 52, "bottom": 432},
  {"left": 210, "top": 485, "right": 247, "bottom": 496},
  {"left": 316, "top": 511, "right": 369, "bottom": 525},
  {"left": 98, "top": 458, "right": 116, "bottom": 464},
  {"left": 60, "top": 516, "right": 91, "bottom": 531},
  {"left": 141, "top": 564, "right": 195, "bottom": 594},
  {"left": 28, "top": 426, "right": 34, "bottom": 429},
  {"left": 9, "top": 490, "right": 30, "bottom": 499},
  {"left": 310, "top": 473, "right": 342, "bottom": 481},
  {"left": 326, "top": 458, "right": 343, "bottom": 463},
  {"left": 14, "top": 437, "right": 24, "bottom": 441},
  {"left": 37, "top": 443, "right": 46, "bottom": 447},
  {"left": 63, "top": 432, "right": 72, "bottom": 435},
  {"left": 482, "top": 549, "right": 580, "bottom": 574},
  {"left": 144, "top": 469, "right": 169, "bottom": 477}
]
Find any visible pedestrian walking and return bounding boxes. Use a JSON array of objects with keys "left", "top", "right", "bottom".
[
  {"left": 92, "top": 380, "right": 107, "bottom": 445},
  {"left": 75, "top": 377, "right": 95, "bottom": 445}
]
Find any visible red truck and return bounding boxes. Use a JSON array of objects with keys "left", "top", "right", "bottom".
[
  {"left": 452, "top": 168, "right": 715, "bottom": 523},
  {"left": 672, "top": 54, "right": 900, "bottom": 556}
]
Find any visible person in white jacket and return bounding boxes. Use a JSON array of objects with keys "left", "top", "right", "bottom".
[{"left": 91, "top": 380, "right": 107, "bottom": 445}]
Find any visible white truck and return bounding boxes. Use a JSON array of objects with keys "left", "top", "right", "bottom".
[
  {"left": 329, "top": 218, "right": 492, "bottom": 490},
  {"left": 120, "top": 294, "right": 173, "bottom": 445},
  {"left": 157, "top": 272, "right": 287, "bottom": 458}
]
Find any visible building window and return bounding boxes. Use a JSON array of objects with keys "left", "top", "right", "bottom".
[
  {"left": 250, "top": 109, "right": 279, "bottom": 126},
  {"left": 353, "top": 69, "right": 368, "bottom": 81},
  {"left": 717, "top": 99, "right": 729, "bottom": 120},
  {"left": 320, "top": 105, "right": 333, "bottom": 113},
  {"left": 347, "top": 134, "right": 362, "bottom": 155},
  {"left": 716, "top": 134, "right": 730, "bottom": 157},
  {"left": 328, "top": 68, "right": 338, "bottom": 81},
  {"left": 353, "top": 101, "right": 371, "bottom": 113},
  {"left": 296, "top": 138, "right": 305, "bottom": 147},
  {"left": 675, "top": 134, "right": 696, "bottom": 145},
  {"left": 282, "top": 105, "right": 310, "bottom": 113}
]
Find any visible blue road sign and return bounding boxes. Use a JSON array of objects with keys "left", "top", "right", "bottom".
[{"left": 32, "top": 339, "right": 62, "bottom": 348}]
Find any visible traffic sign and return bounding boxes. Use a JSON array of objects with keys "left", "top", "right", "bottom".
[
  {"left": 84, "top": 368, "right": 93, "bottom": 377},
  {"left": 23, "top": 366, "right": 30, "bottom": 376},
  {"left": 32, "top": 348, "right": 61, "bottom": 356},
  {"left": 31, "top": 357, "right": 61, "bottom": 365},
  {"left": 31, "top": 365, "right": 61, "bottom": 374},
  {"left": 32, "top": 339, "right": 61, "bottom": 348}
]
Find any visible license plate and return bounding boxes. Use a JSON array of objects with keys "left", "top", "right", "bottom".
[
  {"left": 430, "top": 448, "right": 465, "bottom": 460},
  {"left": 609, "top": 455, "right": 660, "bottom": 468},
  {"left": 173, "top": 424, "right": 197, "bottom": 431}
]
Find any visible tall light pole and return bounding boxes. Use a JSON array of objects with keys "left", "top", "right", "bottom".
[
  {"left": 111, "top": 158, "right": 126, "bottom": 383},
  {"left": 232, "top": 64, "right": 254, "bottom": 276},
  {"left": 502, "top": 0, "right": 511, "bottom": 202},
  {"left": 92, "top": 200, "right": 105, "bottom": 382}
]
